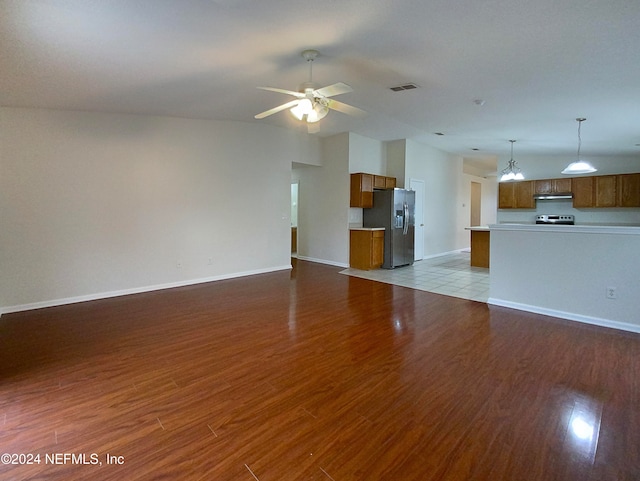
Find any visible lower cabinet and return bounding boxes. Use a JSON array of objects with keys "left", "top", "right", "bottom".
[
  {"left": 470, "top": 230, "right": 490, "bottom": 268},
  {"left": 349, "top": 229, "right": 384, "bottom": 270}
]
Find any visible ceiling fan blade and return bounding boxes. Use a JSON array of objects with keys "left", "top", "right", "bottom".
[
  {"left": 257, "top": 86, "right": 305, "bottom": 98},
  {"left": 254, "top": 99, "right": 300, "bottom": 119},
  {"left": 314, "top": 82, "right": 353, "bottom": 98},
  {"left": 326, "top": 99, "right": 367, "bottom": 117}
]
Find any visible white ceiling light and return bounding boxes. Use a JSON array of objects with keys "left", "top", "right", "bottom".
[
  {"left": 290, "top": 97, "right": 329, "bottom": 122},
  {"left": 500, "top": 140, "right": 524, "bottom": 182},
  {"left": 562, "top": 118, "right": 597, "bottom": 175}
]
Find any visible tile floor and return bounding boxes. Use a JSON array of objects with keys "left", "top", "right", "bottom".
[{"left": 340, "top": 251, "right": 490, "bottom": 302}]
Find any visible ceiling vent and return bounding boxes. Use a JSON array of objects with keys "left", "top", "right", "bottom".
[{"left": 390, "top": 83, "right": 419, "bottom": 92}]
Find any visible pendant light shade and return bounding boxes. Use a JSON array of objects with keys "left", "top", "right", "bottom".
[
  {"left": 500, "top": 140, "right": 524, "bottom": 182},
  {"left": 561, "top": 118, "right": 597, "bottom": 175}
]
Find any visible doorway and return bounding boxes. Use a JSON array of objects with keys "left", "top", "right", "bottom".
[{"left": 470, "top": 181, "right": 481, "bottom": 226}]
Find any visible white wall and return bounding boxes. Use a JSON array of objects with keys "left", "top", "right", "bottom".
[
  {"left": 348, "top": 132, "right": 386, "bottom": 174},
  {"left": 0, "top": 107, "right": 321, "bottom": 311},
  {"left": 293, "top": 133, "right": 351, "bottom": 267},
  {"left": 489, "top": 225, "right": 640, "bottom": 332},
  {"left": 404, "top": 139, "right": 474, "bottom": 256},
  {"left": 386, "top": 140, "right": 406, "bottom": 188}
]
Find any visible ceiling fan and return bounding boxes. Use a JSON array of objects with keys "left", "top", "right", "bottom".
[{"left": 254, "top": 50, "right": 366, "bottom": 133}]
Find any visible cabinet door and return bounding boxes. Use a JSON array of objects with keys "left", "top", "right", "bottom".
[
  {"left": 515, "top": 181, "right": 535, "bottom": 208},
  {"left": 617, "top": 173, "right": 640, "bottom": 207},
  {"left": 371, "top": 231, "right": 384, "bottom": 267},
  {"left": 553, "top": 178, "right": 572, "bottom": 193},
  {"left": 350, "top": 173, "right": 373, "bottom": 208},
  {"left": 534, "top": 179, "right": 552, "bottom": 194},
  {"left": 572, "top": 177, "right": 594, "bottom": 207},
  {"left": 498, "top": 183, "right": 515, "bottom": 209},
  {"left": 595, "top": 175, "right": 617, "bottom": 207},
  {"left": 385, "top": 177, "right": 397, "bottom": 188},
  {"left": 373, "top": 175, "right": 387, "bottom": 189}
]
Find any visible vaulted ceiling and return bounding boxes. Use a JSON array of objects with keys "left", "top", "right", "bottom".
[{"left": 2, "top": 0, "right": 640, "bottom": 167}]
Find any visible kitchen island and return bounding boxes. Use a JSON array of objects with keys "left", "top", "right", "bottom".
[
  {"left": 488, "top": 223, "right": 640, "bottom": 333},
  {"left": 465, "top": 226, "right": 490, "bottom": 268}
]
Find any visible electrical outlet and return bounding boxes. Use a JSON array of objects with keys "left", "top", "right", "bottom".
[
  {"left": 208, "top": 258, "right": 213, "bottom": 265},
  {"left": 606, "top": 286, "right": 617, "bottom": 299},
  {"left": 176, "top": 261, "right": 183, "bottom": 269}
]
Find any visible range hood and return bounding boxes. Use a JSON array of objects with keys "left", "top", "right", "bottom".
[{"left": 533, "top": 192, "right": 573, "bottom": 200}]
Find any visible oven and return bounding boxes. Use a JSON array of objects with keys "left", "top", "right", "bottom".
[{"left": 535, "top": 214, "right": 575, "bottom": 225}]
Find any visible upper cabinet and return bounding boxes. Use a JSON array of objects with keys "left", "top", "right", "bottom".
[
  {"left": 374, "top": 175, "right": 396, "bottom": 189},
  {"left": 350, "top": 173, "right": 397, "bottom": 208},
  {"left": 498, "top": 181, "right": 535, "bottom": 209},
  {"left": 571, "top": 177, "right": 594, "bottom": 208},
  {"left": 595, "top": 175, "right": 617, "bottom": 207},
  {"left": 617, "top": 173, "right": 640, "bottom": 207},
  {"left": 571, "top": 175, "right": 635, "bottom": 208},
  {"left": 502, "top": 173, "right": 640, "bottom": 209},
  {"left": 534, "top": 178, "right": 572, "bottom": 194},
  {"left": 350, "top": 173, "right": 374, "bottom": 208}
]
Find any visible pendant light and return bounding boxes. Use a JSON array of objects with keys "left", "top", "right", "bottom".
[
  {"left": 500, "top": 140, "right": 524, "bottom": 182},
  {"left": 561, "top": 118, "right": 597, "bottom": 175}
]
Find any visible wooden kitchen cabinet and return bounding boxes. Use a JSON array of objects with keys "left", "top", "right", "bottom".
[
  {"left": 617, "top": 173, "right": 640, "bottom": 207},
  {"left": 349, "top": 229, "right": 384, "bottom": 270},
  {"left": 374, "top": 175, "right": 397, "bottom": 189},
  {"left": 351, "top": 173, "right": 397, "bottom": 208},
  {"left": 498, "top": 181, "right": 535, "bottom": 209},
  {"left": 469, "top": 229, "right": 490, "bottom": 268},
  {"left": 350, "top": 173, "right": 374, "bottom": 208},
  {"left": 571, "top": 177, "right": 594, "bottom": 207},
  {"left": 571, "top": 175, "right": 618, "bottom": 208},
  {"left": 535, "top": 178, "right": 572, "bottom": 194},
  {"left": 595, "top": 175, "right": 617, "bottom": 207}
]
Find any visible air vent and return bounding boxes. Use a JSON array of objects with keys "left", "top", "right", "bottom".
[{"left": 390, "top": 83, "right": 419, "bottom": 92}]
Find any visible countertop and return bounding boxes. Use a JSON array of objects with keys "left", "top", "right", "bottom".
[
  {"left": 465, "top": 226, "right": 490, "bottom": 231},
  {"left": 350, "top": 227, "right": 385, "bottom": 231},
  {"left": 489, "top": 223, "right": 640, "bottom": 235}
]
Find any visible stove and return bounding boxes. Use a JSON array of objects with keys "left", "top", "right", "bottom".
[{"left": 535, "top": 214, "right": 575, "bottom": 225}]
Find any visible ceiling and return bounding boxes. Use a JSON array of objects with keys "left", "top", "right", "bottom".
[{"left": 2, "top": 0, "right": 640, "bottom": 171}]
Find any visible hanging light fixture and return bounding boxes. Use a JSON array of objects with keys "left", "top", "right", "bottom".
[
  {"left": 561, "top": 118, "right": 597, "bottom": 175},
  {"left": 288, "top": 50, "right": 329, "bottom": 124},
  {"left": 500, "top": 140, "right": 524, "bottom": 182}
]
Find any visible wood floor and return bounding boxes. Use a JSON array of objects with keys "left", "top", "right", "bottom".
[{"left": 1, "top": 259, "right": 639, "bottom": 480}]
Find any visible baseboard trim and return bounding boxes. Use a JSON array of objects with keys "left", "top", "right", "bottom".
[
  {"left": 0, "top": 265, "right": 292, "bottom": 316},
  {"left": 487, "top": 297, "right": 640, "bottom": 334},
  {"left": 296, "top": 256, "right": 349, "bottom": 268}
]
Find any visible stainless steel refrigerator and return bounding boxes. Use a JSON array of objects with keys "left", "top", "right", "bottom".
[{"left": 363, "top": 188, "right": 415, "bottom": 269}]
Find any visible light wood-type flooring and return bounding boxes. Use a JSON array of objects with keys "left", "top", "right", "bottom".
[{"left": 1, "top": 259, "right": 639, "bottom": 480}]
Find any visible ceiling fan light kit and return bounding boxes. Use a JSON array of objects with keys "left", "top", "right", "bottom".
[
  {"left": 561, "top": 118, "right": 597, "bottom": 175},
  {"left": 254, "top": 49, "right": 365, "bottom": 132}
]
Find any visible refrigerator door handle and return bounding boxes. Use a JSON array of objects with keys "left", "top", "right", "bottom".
[{"left": 403, "top": 202, "right": 409, "bottom": 235}]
